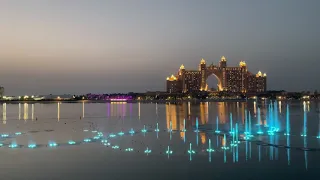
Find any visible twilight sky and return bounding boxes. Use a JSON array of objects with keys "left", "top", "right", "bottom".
[{"left": 0, "top": 0, "right": 319, "bottom": 95}]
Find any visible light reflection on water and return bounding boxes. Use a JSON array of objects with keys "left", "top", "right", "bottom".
[{"left": 0, "top": 101, "right": 319, "bottom": 179}]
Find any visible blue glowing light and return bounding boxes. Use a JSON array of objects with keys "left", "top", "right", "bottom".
[
  {"left": 28, "top": 143, "right": 37, "bottom": 149},
  {"left": 9, "top": 143, "right": 18, "bottom": 148},
  {"left": 15, "top": 132, "right": 22, "bottom": 135},
  {"left": 194, "top": 118, "right": 200, "bottom": 133},
  {"left": 101, "top": 139, "right": 108, "bottom": 143},
  {"left": 166, "top": 146, "right": 173, "bottom": 154},
  {"left": 215, "top": 130, "right": 221, "bottom": 134},
  {"left": 141, "top": 125, "right": 147, "bottom": 133},
  {"left": 97, "top": 132, "right": 104, "bottom": 137},
  {"left": 93, "top": 136, "right": 100, "bottom": 140},
  {"left": 267, "top": 130, "right": 275, "bottom": 136},
  {"left": 68, "top": 140, "right": 76, "bottom": 145},
  {"left": 221, "top": 146, "right": 230, "bottom": 150},
  {"left": 144, "top": 147, "right": 152, "bottom": 154},
  {"left": 181, "top": 119, "right": 186, "bottom": 132},
  {"left": 84, "top": 138, "right": 91, "bottom": 142},
  {"left": 118, "top": 131, "right": 124, "bottom": 136},
  {"left": 1, "top": 134, "right": 9, "bottom": 138},
  {"left": 188, "top": 143, "right": 195, "bottom": 154},
  {"left": 103, "top": 143, "right": 111, "bottom": 146},
  {"left": 300, "top": 134, "right": 307, "bottom": 137},
  {"left": 284, "top": 133, "right": 290, "bottom": 136},
  {"left": 129, "top": 128, "right": 135, "bottom": 135},
  {"left": 109, "top": 133, "right": 116, "bottom": 138},
  {"left": 155, "top": 123, "right": 160, "bottom": 132},
  {"left": 112, "top": 145, "right": 119, "bottom": 149},
  {"left": 206, "top": 139, "right": 215, "bottom": 152},
  {"left": 0, "top": 143, "right": 3, "bottom": 147},
  {"left": 317, "top": 136, "right": 320, "bottom": 139},
  {"left": 257, "top": 131, "right": 264, "bottom": 135},
  {"left": 230, "top": 143, "right": 238, "bottom": 147},
  {"left": 125, "top": 148, "right": 133, "bottom": 152},
  {"left": 48, "top": 142, "right": 58, "bottom": 147}
]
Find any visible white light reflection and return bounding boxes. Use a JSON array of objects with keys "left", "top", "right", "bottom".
[
  {"left": 31, "top": 104, "right": 34, "bottom": 120},
  {"left": 57, "top": 102, "right": 60, "bottom": 121},
  {"left": 23, "top": 103, "right": 28, "bottom": 120},
  {"left": 18, "top": 103, "right": 21, "bottom": 120},
  {"left": 188, "top": 102, "right": 191, "bottom": 116},
  {"left": 138, "top": 102, "right": 141, "bottom": 119},
  {"left": 3, "top": 103, "right": 6, "bottom": 124},
  {"left": 82, "top": 101, "right": 85, "bottom": 118}
]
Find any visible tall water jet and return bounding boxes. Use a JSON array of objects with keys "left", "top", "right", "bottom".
[
  {"left": 245, "top": 110, "right": 248, "bottom": 134},
  {"left": 166, "top": 146, "right": 173, "bottom": 159},
  {"left": 206, "top": 139, "right": 214, "bottom": 162},
  {"left": 221, "top": 134, "right": 229, "bottom": 150},
  {"left": 235, "top": 123, "right": 239, "bottom": 144},
  {"left": 155, "top": 122, "right": 159, "bottom": 139},
  {"left": 230, "top": 113, "right": 234, "bottom": 134},
  {"left": 257, "top": 108, "right": 263, "bottom": 134},
  {"left": 188, "top": 143, "right": 195, "bottom": 161},
  {"left": 182, "top": 119, "right": 186, "bottom": 132},
  {"left": 194, "top": 117, "right": 199, "bottom": 132},
  {"left": 285, "top": 104, "right": 290, "bottom": 136},
  {"left": 215, "top": 116, "right": 221, "bottom": 133},
  {"left": 301, "top": 103, "right": 307, "bottom": 137}
]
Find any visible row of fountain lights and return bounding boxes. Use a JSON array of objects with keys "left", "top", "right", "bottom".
[{"left": 1, "top": 117, "right": 319, "bottom": 151}]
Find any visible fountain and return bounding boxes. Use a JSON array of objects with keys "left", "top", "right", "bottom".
[
  {"left": 129, "top": 128, "right": 135, "bottom": 136},
  {"left": 244, "top": 110, "right": 249, "bottom": 135},
  {"left": 257, "top": 108, "right": 263, "bottom": 135},
  {"left": 301, "top": 105, "right": 307, "bottom": 137},
  {"left": 9, "top": 142, "right": 18, "bottom": 148},
  {"left": 141, "top": 125, "right": 147, "bottom": 133},
  {"left": 155, "top": 123, "right": 160, "bottom": 132},
  {"left": 166, "top": 146, "right": 173, "bottom": 159},
  {"left": 187, "top": 143, "right": 195, "bottom": 161},
  {"left": 118, "top": 131, "right": 125, "bottom": 136},
  {"left": 125, "top": 148, "right": 133, "bottom": 152},
  {"left": 284, "top": 104, "right": 290, "bottom": 136},
  {"left": 15, "top": 132, "right": 22, "bottom": 136},
  {"left": 68, "top": 140, "right": 76, "bottom": 145},
  {"left": 112, "top": 145, "right": 119, "bottom": 149},
  {"left": 206, "top": 139, "right": 215, "bottom": 152},
  {"left": 221, "top": 134, "right": 229, "bottom": 150},
  {"left": 229, "top": 113, "right": 234, "bottom": 134},
  {"left": 28, "top": 142, "right": 37, "bottom": 149},
  {"left": 215, "top": 116, "right": 221, "bottom": 133},
  {"left": 144, "top": 147, "right": 151, "bottom": 155},
  {"left": 230, "top": 128, "right": 237, "bottom": 147},
  {"left": 194, "top": 117, "right": 199, "bottom": 132},
  {"left": 182, "top": 119, "right": 186, "bottom": 132}
]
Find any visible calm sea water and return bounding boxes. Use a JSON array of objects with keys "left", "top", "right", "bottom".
[{"left": 0, "top": 101, "right": 319, "bottom": 180}]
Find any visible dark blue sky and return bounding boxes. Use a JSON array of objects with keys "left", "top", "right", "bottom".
[{"left": 0, "top": 0, "right": 319, "bottom": 95}]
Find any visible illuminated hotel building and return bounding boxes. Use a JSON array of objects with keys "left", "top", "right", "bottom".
[{"left": 166, "top": 56, "right": 267, "bottom": 93}]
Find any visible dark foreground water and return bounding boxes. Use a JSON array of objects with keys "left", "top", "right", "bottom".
[{"left": 0, "top": 101, "right": 319, "bottom": 180}]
